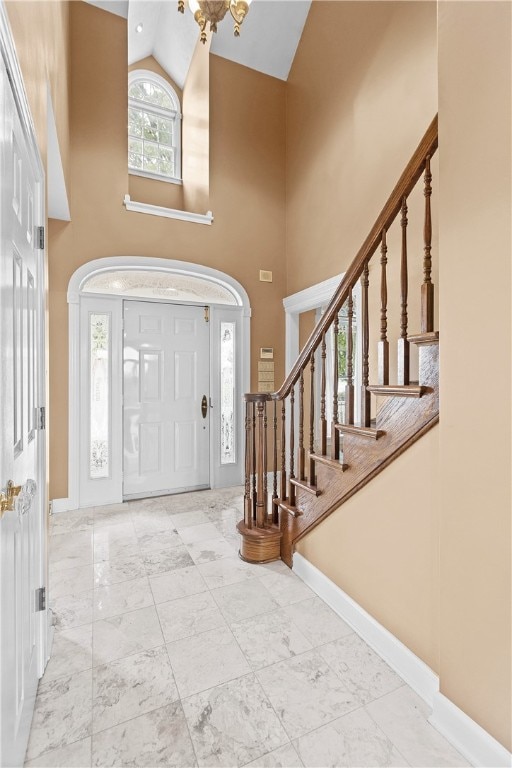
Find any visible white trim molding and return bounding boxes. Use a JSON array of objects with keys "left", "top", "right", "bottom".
[
  {"left": 293, "top": 553, "right": 512, "bottom": 768},
  {"left": 283, "top": 274, "right": 343, "bottom": 376},
  {"left": 429, "top": 693, "right": 512, "bottom": 768},
  {"left": 292, "top": 552, "right": 439, "bottom": 708},
  {"left": 67, "top": 257, "right": 250, "bottom": 509},
  {"left": 283, "top": 273, "right": 344, "bottom": 316},
  {"left": 50, "top": 498, "right": 73, "bottom": 514},
  {"left": 123, "top": 194, "right": 213, "bottom": 225}
]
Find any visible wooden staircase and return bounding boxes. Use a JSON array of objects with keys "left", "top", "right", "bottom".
[{"left": 237, "top": 116, "right": 439, "bottom": 568}]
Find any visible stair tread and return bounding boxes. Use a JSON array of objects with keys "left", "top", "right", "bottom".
[
  {"left": 309, "top": 452, "right": 349, "bottom": 471},
  {"left": 290, "top": 478, "right": 321, "bottom": 496},
  {"left": 367, "top": 384, "right": 425, "bottom": 398},
  {"left": 334, "top": 423, "right": 385, "bottom": 439},
  {"left": 276, "top": 500, "right": 303, "bottom": 518},
  {"left": 407, "top": 331, "right": 439, "bottom": 345}
]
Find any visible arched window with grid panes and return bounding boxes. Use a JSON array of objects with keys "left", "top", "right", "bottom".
[{"left": 128, "top": 70, "right": 181, "bottom": 182}]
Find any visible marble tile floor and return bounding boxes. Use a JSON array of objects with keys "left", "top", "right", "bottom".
[{"left": 26, "top": 487, "right": 469, "bottom": 768}]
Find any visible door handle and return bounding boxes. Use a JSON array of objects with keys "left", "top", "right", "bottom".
[
  {"left": 201, "top": 395, "right": 208, "bottom": 419},
  {"left": 0, "top": 479, "right": 36, "bottom": 517},
  {"left": 0, "top": 480, "right": 22, "bottom": 516}
]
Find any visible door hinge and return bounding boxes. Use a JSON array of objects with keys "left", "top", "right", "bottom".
[
  {"left": 38, "top": 406, "right": 46, "bottom": 430},
  {"left": 37, "top": 226, "right": 45, "bottom": 250},
  {"left": 35, "top": 587, "right": 46, "bottom": 612},
  {"left": 204, "top": 306, "right": 209, "bottom": 323}
]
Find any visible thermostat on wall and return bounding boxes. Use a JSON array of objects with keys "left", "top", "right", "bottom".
[{"left": 260, "top": 348, "right": 274, "bottom": 359}]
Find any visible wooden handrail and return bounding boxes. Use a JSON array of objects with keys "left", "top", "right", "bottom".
[{"left": 270, "top": 115, "right": 438, "bottom": 400}]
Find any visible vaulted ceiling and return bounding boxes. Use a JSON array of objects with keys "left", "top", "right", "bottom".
[{"left": 86, "top": 0, "right": 311, "bottom": 88}]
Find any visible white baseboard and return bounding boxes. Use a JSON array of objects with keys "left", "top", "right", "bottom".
[
  {"left": 430, "top": 692, "right": 512, "bottom": 768},
  {"left": 293, "top": 552, "right": 439, "bottom": 707},
  {"left": 50, "top": 497, "right": 73, "bottom": 514},
  {"left": 293, "top": 553, "right": 512, "bottom": 768}
]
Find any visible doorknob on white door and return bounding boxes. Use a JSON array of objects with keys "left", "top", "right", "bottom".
[{"left": 0, "top": 480, "right": 22, "bottom": 516}]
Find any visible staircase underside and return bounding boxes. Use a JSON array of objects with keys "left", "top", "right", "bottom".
[{"left": 278, "top": 342, "right": 439, "bottom": 566}]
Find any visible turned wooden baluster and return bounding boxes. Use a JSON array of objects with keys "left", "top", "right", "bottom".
[
  {"left": 378, "top": 229, "right": 389, "bottom": 385},
  {"left": 398, "top": 196, "right": 410, "bottom": 385},
  {"left": 331, "top": 313, "right": 340, "bottom": 460},
  {"left": 262, "top": 400, "right": 268, "bottom": 522},
  {"left": 244, "top": 400, "right": 252, "bottom": 527},
  {"left": 320, "top": 333, "right": 327, "bottom": 454},
  {"left": 280, "top": 399, "right": 287, "bottom": 501},
  {"left": 298, "top": 369, "right": 305, "bottom": 481},
  {"left": 272, "top": 400, "right": 278, "bottom": 502},
  {"left": 251, "top": 401, "right": 257, "bottom": 519},
  {"left": 345, "top": 289, "right": 355, "bottom": 425},
  {"left": 255, "top": 399, "right": 266, "bottom": 528},
  {"left": 289, "top": 386, "right": 296, "bottom": 506},
  {"left": 422, "top": 155, "right": 434, "bottom": 333},
  {"left": 272, "top": 401, "right": 279, "bottom": 524},
  {"left": 309, "top": 350, "right": 316, "bottom": 485},
  {"left": 361, "top": 260, "right": 371, "bottom": 427}
]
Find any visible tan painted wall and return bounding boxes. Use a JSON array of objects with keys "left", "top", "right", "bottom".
[
  {"left": 45, "top": 3, "right": 286, "bottom": 499},
  {"left": 297, "top": 425, "right": 440, "bottom": 671},
  {"left": 293, "top": 0, "right": 511, "bottom": 750},
  {"left": 6, "top": 0, "right": 70, "bottom": 178},
  {"left": 183, "top": 40, "right": 210, "bottom": 213},
  {"left": 286, "top": 0, "right": 438, "bottom": 296},
  {"left": 437, "top": 0, "right": 511, "bottom": 750}
]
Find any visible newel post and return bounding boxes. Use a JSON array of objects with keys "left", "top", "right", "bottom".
[{"left": 238, "top": 393, "right": 282, "bottom": 564}]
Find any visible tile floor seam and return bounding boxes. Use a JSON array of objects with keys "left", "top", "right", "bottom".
[{"left": 315, "top": 636, "right": 408, "bottom": 704}]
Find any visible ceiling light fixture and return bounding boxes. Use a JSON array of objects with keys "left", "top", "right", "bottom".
[{"left": 178, "top": 0, "right": 252, "bottom": 44}]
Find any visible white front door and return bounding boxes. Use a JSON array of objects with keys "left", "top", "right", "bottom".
[
  {"left": 123, "top": 301, "right": 210, "bottom": 498},
  {"left": 0, "top": 59, "right": 46, "bottom": 768}
]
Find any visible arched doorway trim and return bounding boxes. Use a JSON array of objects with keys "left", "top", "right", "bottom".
[{"left": 64, "top": 256, "right": 251, "bottom": 511}]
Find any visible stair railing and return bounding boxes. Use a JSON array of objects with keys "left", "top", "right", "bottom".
[{"left": 238, "top": 116, "right": 439, "bottom": 564}]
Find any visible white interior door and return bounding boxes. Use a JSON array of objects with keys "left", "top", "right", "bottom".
[
  {"left": 0, "top": 59, "right": 46, "bottom": 768},
  {"left": 123, "top": 301, "right": 210, "bottom": 498}
]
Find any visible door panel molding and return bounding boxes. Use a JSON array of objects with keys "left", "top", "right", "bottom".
[{"left": 0, "top": 8, "right": 48, "bottom": 764}]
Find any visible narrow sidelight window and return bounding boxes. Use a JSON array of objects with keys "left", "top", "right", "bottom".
[
  {"left": 220, "top": 322, "right": 236, "bottom": 465},
  {"left": 89, "top": 313, "right": 110, "bottom": 479}
]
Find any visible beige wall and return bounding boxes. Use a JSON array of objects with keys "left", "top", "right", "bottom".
[
  {"left": 6, "top": 0, "right": 70, "bottom": 178},
  {"left": 182, "top": 40, "right": 210, "bottom": 213},
  {"left": 297, "top": 425, "right": 440, "bottom": 671},
  {"left": 44, "top": 3, "right": 287, "bottom": 499},
  {"left": 286, "top": 0, "right": 438, "bottom": 296},
  {"left": 437, "top": 0, "right": 511, "bottom": 750},
  {"left": 294, "top": 0, "right": 511, "bottom": 751}
]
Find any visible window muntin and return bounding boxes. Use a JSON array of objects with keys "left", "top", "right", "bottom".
[{"left": 128, "top": 73, "right": 181, "bottom": 181}]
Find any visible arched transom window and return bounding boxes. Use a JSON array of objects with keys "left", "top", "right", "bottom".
[{"left": 128, "top": 70, "right": 181, "bottom": 182}]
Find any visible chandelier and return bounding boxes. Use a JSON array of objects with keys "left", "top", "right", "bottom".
[{"left": 178, "top": 0, "right": 252, "bottom": 44}]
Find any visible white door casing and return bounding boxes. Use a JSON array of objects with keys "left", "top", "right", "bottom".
[
  {"left": 123, "top": 301, "right": 210, "bottom": 498},
  {"left": 70, "top": 259, "right": 251, "bottom": 510},
  {"left": 0, "top": 41, "right": 47, "bottom": 768}
]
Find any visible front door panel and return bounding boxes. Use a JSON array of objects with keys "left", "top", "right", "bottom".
[{"left": 123, "top": 302, "right": 210, "bottom": 497}]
